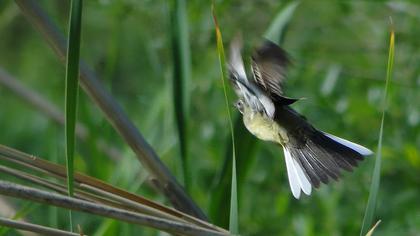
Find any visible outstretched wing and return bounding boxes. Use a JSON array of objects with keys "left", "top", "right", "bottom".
[
  {"left": 251, "top": 40, "right": 298, "bottom": 105},
  {"left": 228, "top": 36, "right": 276, "bottom": 118}
]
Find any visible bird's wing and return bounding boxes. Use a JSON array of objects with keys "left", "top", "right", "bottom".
[
  {"left": 251, "top": 40, "right": 298, "bottom": 105},
  {"left": 229, "top": 36, "right": 275, "bottom": 117},
  {"left": 228, "top": 36, "right": 248, "bottom": 92}
]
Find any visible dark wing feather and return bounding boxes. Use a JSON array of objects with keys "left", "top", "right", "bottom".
[
  {"left": 287, "top": 128, "right": 366, "bottom": 189},
  {"left": 277, "top": 107, "right": 371, "bottom": 194},
  {"left": 251, "top": 40, "right": 291, "bottom": 98}
]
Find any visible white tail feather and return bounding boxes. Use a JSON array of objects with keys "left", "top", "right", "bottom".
[
  {"left": 292, "top": 158, "right": 312, "bottom": 195},
  {"left": 284, "top": 148, "right": 301, "bottom": 199},
  {"left": 323, "top": 132, "right": 373, "bottom": 156},
  {"left": 284, "top": 148, "right": 313, "bottom": 198}
]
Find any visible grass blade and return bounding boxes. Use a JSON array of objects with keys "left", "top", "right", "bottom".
[
  {"left": 209, "top": 2, "right": 299, "bottom": 229},
  {"left": 65, "top": 0, "right": 83, "bottom": 197},
  {"left": 0, "top": 181, "right": 227, "bottom": 236},
  {"left": 212, "top": 4, "right": 238, "bottom": 234},
  {"left": 0, "top": 144, "right": 228, "bottom": 234},
  {"left": 64, "top": 0, "right": 83, "bottom": 229},
  {"left": 264, "top": 1, "right": 300, "bottom": 43},
  {"left": 15, "top": 1, "right": 206, "bottom": 219},
  {"left": 0, "top": 217, "right": 79, "bottom": 236},
  {"left": 360, "top": 24, "right": 395, "bottom": 236},
  {"left": 366, "top": 220, "right": 381, "bottom": 236},
  {"left": 209, "top": 116, "right": 257, "bottom": 228},
  {"left": 0, "top": 67, "right": 122, "bottom": 162},
  {"left": 228, "top": 156, "right": 238, "bottom": 234},
  {"left": 169, "top": 0, "right": 192, "bottom": 192}
]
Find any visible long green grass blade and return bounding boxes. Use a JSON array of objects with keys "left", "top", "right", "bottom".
[
  {"left": 65, "top": 0, "right": 83, "bottom": 230},
  {"left": 212, "top": 5, "right": 238, "bottom": 234},
  {"left": 264, "top": 1, "right": 300, "bottom": 43},
  {"left": 360, "top": 26, "right": 395, "bottom": 236},
  {"left": 209, "top": 116, "right": 258, "bottom": 228},
  {"left": 209, "top": 2, "right": 299, "bottom": 229},
  {"left": 170, "top": 0, "right": 191, "bottom": 192},
  {"left": 228, "top": 154, "right": 238, "bottom": 234}
]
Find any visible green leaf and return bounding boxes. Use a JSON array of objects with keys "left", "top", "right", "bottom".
[
  {"left": 65, "top": 0, "right": 83, "bottom": 230},
  {"left": 170, "top": 0, "right": 192, "bottom": 192},
  {"left": 360, "top": 25, "right": 394, "bottom": 236},
  {"left": 212, "top": 4, "right": 238, "bottom": 234},
  {"left": 209, "top": 115, "right": 257, "bottom": 228},
  {"left": 209, "top": 2, "right": 299, "bottom": 229},
  {"left": 264, "top": 1, "right": 300, "bottom": 43}
]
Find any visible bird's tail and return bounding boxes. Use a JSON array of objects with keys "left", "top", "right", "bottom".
[{"left": 282, "top": 131, "right": 373, "bottom": 199}]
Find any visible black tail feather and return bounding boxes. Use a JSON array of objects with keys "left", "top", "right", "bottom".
[{"left": 287, "top": 130, "right": 368, "bottom": 189}]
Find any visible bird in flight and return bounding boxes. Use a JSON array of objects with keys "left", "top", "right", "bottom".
[{"left": 228, "top": 38, "right": 373, "bottom": 199}]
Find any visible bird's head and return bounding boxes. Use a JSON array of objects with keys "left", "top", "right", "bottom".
[
  {"left": 234, "top": 100, "right": 244, "bottom": 114},
  {"left": 234, "top": 99, "right": 254, "bottom": 116}
]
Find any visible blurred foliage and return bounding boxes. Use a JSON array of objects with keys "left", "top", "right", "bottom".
[{"left": 0, "top": 0, "right": 419, "bottom": 235}]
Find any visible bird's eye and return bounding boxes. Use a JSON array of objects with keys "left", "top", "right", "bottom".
[{"left": 235, "top": 100, "right": 244, "bottom": 114}]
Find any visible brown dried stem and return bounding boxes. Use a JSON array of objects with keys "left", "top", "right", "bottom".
[
  {"left": 0, "top": 181, "right": 227, "bottom": 236},
  {"left": 13, "top": 0, "right": 206, "bottom": 220}
]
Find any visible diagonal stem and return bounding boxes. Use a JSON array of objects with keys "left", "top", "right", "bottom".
[
  {"left": 0, "top": 216, "right": 80, "bottom": 236},
  {"left": 0, "top": 145, "right": 228, "bottom": 233},
  {"left": 0, "top": 67, "right": 121, "bottom": 162},
  {"left": 0, "top": 181, "right": 226, "bottom": 236},
  {"left": 13, "top": 0, "right": 206, "bottom": 220}
]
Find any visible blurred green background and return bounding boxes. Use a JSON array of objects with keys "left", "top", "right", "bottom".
[{"left": 0, "top": 0, "right": 419, "bottom": 235}]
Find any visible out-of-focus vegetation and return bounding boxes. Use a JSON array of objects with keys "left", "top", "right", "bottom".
[{"left": 0, "top": 1, "right": 419, "bottom": 235}]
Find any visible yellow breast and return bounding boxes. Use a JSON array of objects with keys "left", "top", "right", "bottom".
[{"left": 243, "top": 111, "right": 289, "bottom": 144}]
